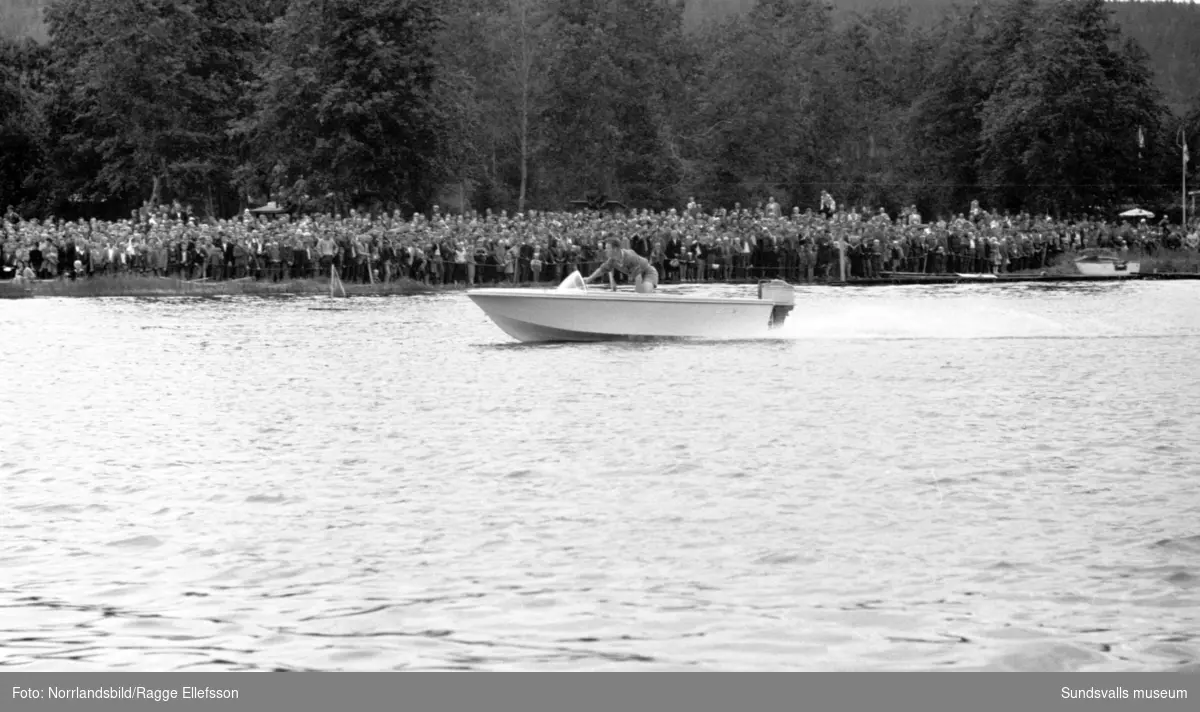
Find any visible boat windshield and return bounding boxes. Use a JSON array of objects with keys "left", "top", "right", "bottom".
[{"left": 557, "top": 270, "right": 586, "bottom": 291}]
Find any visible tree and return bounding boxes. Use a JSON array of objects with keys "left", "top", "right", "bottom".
[
  {"left": 539, "top": 0, "right": 687, "bottom": 209},
  {"left": 834, "top": 6, "right": 928, "bottom": 213},
  {"left": 1184, "top": 89, "right": 1200, "bottom": 191},
  {"left": 440, "top": 0, "right": 552, "bottom": 213},
  {"left": 977, "top": 0, "right": 1170, "bottom": 215},
  {"left": 509, "top": 0, "right": 540, "bottom": 212},
  {"left": 904, "top": 2, "right": 993, "bottom": 218},
  {"left": 0, "top": 37, "right": 49, "bottom": 214},
  {"left": 43, "top": 0, "right": 233, "bottom": 210},
  {"left": 236, "top": 0, "right": 452, "bottom": 214},
  {"left": 684, "top": 0, "right": 844, "bottom": 210},
  {"left": 190, "top": 0, "right": 274, "bottom": 217}
]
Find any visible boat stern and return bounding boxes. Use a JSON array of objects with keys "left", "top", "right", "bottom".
[{"left": 758, "top": 279, "right": 795, "bottom": 329}]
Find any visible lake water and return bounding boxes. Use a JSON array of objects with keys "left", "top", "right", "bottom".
[{"left": 1, "top": 281, "right": 1199, "bottom": 671}]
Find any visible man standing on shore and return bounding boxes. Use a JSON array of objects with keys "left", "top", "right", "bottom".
[
  {"left": 219, "top": 233, "right": 235, "bottom": 281},
  {"left": 317, "top": 232, "right": 337, "bottom": 277},
  {"left": 664, "top": 230, "right": 682, "bottom": 283}
]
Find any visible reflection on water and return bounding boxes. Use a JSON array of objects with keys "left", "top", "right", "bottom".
[{"left": 1, "top": 281, "right": 1198, "bottom": 670}]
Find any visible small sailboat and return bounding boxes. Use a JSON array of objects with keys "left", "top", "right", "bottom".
[
  {"left": 309, "top": 264, "right": 350, "bottom": 310},
  {"left": 330, "top": 264, "right": 348, "bottom": 298}
]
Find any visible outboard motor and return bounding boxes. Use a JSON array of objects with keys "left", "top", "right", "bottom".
[{"left": 758, "top": 279, "right": 795, "bottom": 329}]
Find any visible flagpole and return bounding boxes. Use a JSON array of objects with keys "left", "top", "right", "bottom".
[
  {"left": 838, "top": 235, "right": 846, "bottom": 282},
  {"left": 1181, "top": 127, "right": 1189, "bottom": 230}
]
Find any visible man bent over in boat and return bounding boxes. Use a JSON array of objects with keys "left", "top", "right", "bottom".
[{"left": 585, "top": 237, "right": 659, "bottom": 293}]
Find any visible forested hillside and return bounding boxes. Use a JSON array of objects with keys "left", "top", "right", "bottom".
[
  {"left": 3, "top": 0, "right": 1196, "bottom": 109},
  {"left": 685, "top": 0, "right": 1200, "bottom": 113},
  {"left": 2, "top": 0, "right": 1197, "bottom": 221}
]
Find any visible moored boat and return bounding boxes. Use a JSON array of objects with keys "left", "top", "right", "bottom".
[
  {"left": 467, "top": 271, "right": 796, "bottom": 343},
  {"left": 1074, "top": 251, "right": 1140, "bottom": 277}
]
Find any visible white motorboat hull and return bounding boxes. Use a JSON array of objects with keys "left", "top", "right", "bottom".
[
  {"left": 468, "top": 281, "right": 795, "bottom": 343},
  {"left": 1074, "top": 259, "right": 1140, "bottom": 277}
]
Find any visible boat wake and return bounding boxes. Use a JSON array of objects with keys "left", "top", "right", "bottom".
[{"left": 771, "top": 301, "right": 1097, "bottom": 341}]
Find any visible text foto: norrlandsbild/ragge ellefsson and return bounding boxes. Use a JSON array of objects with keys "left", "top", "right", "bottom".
[{"left": 12, "top": 686, "right": 239, "bottom": 702}]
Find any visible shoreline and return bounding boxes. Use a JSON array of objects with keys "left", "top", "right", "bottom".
[
  {"left": 0, "top": 275, "right": 443, "bottom": 299},
  {"left": 2, "top": 270, "right": 1199, "bottom": 299},
  {"left": 828, "top": 271, "right": 1200, "bottom": 286}
]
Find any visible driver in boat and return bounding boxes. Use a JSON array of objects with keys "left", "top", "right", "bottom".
[{"left": 584, "top": 237, "right": 659, "bottom": 293}]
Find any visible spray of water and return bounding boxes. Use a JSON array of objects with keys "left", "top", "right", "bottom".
[
  {"left": 770, "top": 298, "right": 1099, "bottom": 341},
  {"left": 616, "top": 282, "right": 1156, "bottom": 342}
]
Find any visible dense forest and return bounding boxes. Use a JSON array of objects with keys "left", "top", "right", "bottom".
[
  {"left": 683, "top": 1, "right": 1200, "bottom": 113},
  {"left": 6, "top": 0, "right": 1199, "bottom": 110},
  {"left": 2, "top": 0, "right": 1199, "bottom": 221}
]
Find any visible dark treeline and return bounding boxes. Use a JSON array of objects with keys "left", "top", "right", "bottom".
[
  {"left": 685, "top": 1, "right": 1200, "bottom": 114},
  {"left": 1, "top": 0, "right": 1199, "bottom": 222}
]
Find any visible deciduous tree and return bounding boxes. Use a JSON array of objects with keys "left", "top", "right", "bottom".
[{"left": 236, "top": 0, "right": 450, "bottom": 214}]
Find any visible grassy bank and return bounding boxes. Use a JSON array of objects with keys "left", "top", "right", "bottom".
[
  {"left": 5, "top": 252, "right": 1200, "bottom": 298},
  {"left": 17, "top": 275, "right": 442, "bottom": 298},
  {"left": 7, "top": 275, "right": 564, "bottom": 298},
  {"left": 1130, "top": 250, "right": 1200, "bottom": 274},
  {"left": 1008, "top": 249, "right": 1200, "bottom": 277}
]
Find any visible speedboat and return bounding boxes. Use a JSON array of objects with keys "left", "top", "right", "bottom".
[
  {"left": 467, "top": 271, "right": 796, "bottom": 343},
  {"left": 1074, "top": 251, "right": 1140, "bottom": 277}
]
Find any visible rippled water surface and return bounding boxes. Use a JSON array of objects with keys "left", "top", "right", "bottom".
[{"left": 2, "top": 281, "right": 1199, "bottom": 671}]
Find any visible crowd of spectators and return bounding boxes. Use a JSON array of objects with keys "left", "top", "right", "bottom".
[{"left": 2, "top": 196, "right": 1198, "bottom": 287}]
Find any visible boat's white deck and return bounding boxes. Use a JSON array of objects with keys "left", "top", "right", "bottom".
[{"left": 467, "top": 288, "right": 767, "bottom": 306}]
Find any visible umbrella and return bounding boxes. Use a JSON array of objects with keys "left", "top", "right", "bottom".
[{"left": 1119, "top": 208, "right": 1154, "bottom": 218}]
